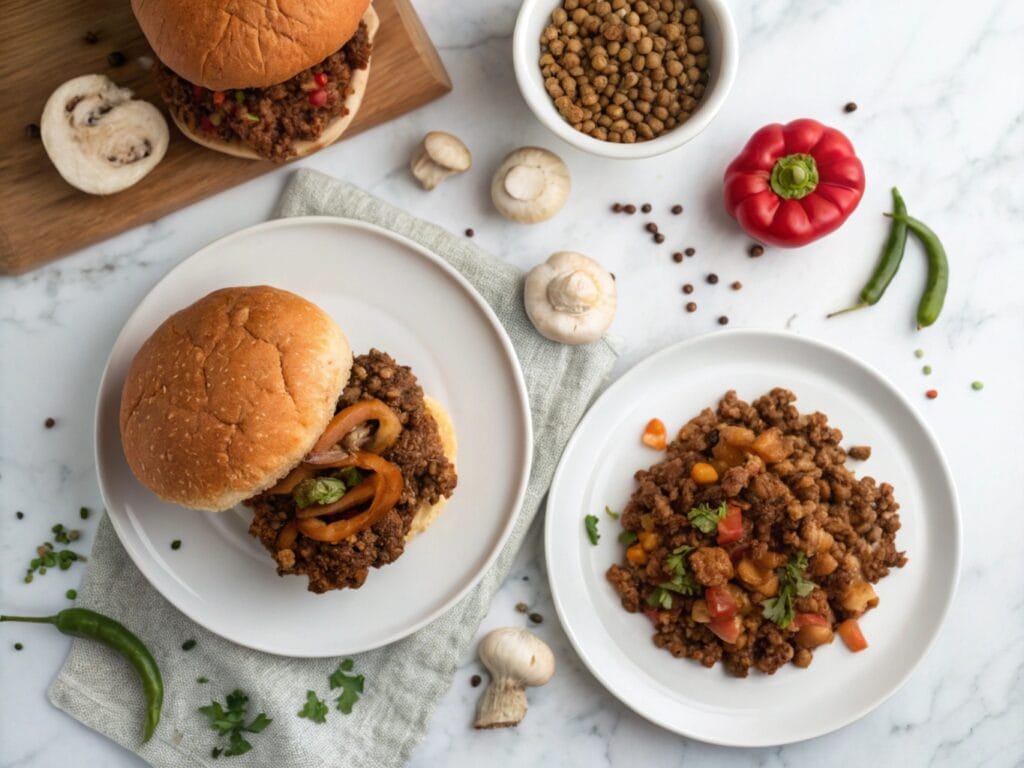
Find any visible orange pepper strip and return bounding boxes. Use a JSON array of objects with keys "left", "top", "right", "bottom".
[
  {"left": 837, "top": 618, "right": 868, "bottom": 652},
  {"left": 313, "top": 399, "right": 402, "bottom": 456},
  {"left": 641, "top": 418, "right": 667, "bottom": 450},
  {"left": 276, "top": 521, "right": 298, "bottom": 550},
  {"left": 267, "top": 464, "right": 317, "bottom": 495}
]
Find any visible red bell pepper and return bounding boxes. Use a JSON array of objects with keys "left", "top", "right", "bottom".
[
  {"left": 723, "top": 118, "right": 866, "bottom": 248},
  {"left": 716, "top": 502, "right": 743, "bottom": 545}
]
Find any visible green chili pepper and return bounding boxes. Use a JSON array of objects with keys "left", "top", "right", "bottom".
[
  {"left": 1, "top": 608, "right": 163, "bottom": 741},
  {"left": 828, "top": 187, "right": 908, "bottom": 317},
  {"left": 888, "top": 214, "right": 949, "bottom": 329}
]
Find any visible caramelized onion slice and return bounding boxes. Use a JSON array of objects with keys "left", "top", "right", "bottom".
[
  {"left": 313, "top": 398, "right": 402, "bottom": 456},
  {"left": 295, "top": 478, "right": 376, "bottom": 519},
  {"left": 267, "top": 464, "right": 317, "bottom": 495},
  {"left": 276, "top": 520, "right": 299, "bottom": 550}
]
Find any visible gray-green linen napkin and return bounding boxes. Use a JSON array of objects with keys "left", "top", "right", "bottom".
[{"left": 49, "top": 168, "right": 618, "bottom": 767}]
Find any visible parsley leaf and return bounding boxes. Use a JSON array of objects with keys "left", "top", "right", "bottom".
[
  {"left": 687, "top": 502, "right": 727, "bottom": 534},
  {"left": 617, "top": 530, "right": 638, "bottom": 546},
  {"left": 604, "top": 505, "right": 620, "bottom": 519},
  {"left": 584, "top": 514, "right": 600, "bottom": 545},
  {"left": 646, "top": 586, "right": 674, "bottom": 609},
  {"left": 761, "top": 552, "right": 816, "bottom": 628},
  {"left": 297, "top": 690, "right": 329, "bottom": 724},
  {"left": 293, "top": 477, "right": 347, "bottom": 509},
  {"left": 645, "top": 545, "right": 700, "bottom": 610},
  {"left": 329, "top": 659, "right": 365, "bottom": 714},
  {"left": 199, "top": 690, "right": 271, "bottom": 758}
]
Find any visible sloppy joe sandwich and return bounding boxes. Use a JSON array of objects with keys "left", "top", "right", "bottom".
[
  {"left": 119, "top": 286, "right": 457, "bottom": 593},
  {"left": 131, "top": 0, "right": 378, "bottom": 161}
]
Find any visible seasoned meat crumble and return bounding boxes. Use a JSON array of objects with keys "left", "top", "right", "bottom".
[{"left": 248, "top": 350, "right": 457, "bottom": 593}]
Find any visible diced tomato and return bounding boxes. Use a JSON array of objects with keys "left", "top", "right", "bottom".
[
  {"left": 709, "top": 614, "right": 742, "bottom": 644},
  {"left": 212, "top": 90, "right": 225, "bottom": 105},
  {"left": 308, "top": 89, "right": 328, "bottom": 107},
  {"left": 705, "top": 585, "right": 738, "bottom": 619},
  {"left": 728, "top": 544, "right": 750, "bottom": 564},
  {"left": 717, "top": 502, "right": 744, "bottom": 545},
  {"left": 791, "top": 613, "right": 829, "bottom": 629},
  {"left": 314, "top": 72, "right": 329, "bottom": 87},
  {"left": 641, "top": 418, "right": 667, "bottom": 450},
  {"left": 837, "top": 618, "right": 868, "bottom": 652}
]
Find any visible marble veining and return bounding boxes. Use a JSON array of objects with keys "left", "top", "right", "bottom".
[{"left": 2, "top": 0, "right": 1023, "bottom": 766}]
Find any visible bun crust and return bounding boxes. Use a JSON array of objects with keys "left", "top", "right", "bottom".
[
  {"left": 120, "top": 286, "right": 352, "bottom": 512},
  {"left": 405, "top": 397, "right": 458, "bottom": 542},
  {"left": 131, "top": 0, "right": 372, "bottom": 90}
]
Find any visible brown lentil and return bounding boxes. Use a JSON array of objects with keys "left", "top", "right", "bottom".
[
  {"left": 654, "top": 233, "right": 666, "bottom": 244},
  {"left": 645, "top": 222, "right": 659, "bottom": 233},
  {"left": 731, "top": 281, "right": 742, "bottom": 290},
  {"left": 686, "top": 301, "right": 697, "bottom": 312},
  {"left": 540, "top": 0, "right": 710, "bottom": 142},
  {"left": 624, "top": 204, "right": 637, "bottom": 214},
  {"left": 749, "top": 244, "right": 764, "bottom": 258},
  {"left": 612, "top": 203, "right": 623, "bottom": 212},
  {"left": 706, "top": 273, "right": 718, "bottom": 284},
  {"left": 717, "top": 315, "right": 729, "bottom": 325},
  {"left": 44, "top": 417, "right": 56, "bottom": 429}
]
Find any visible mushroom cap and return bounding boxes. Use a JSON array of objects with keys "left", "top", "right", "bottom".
[
  {"left": 478, "top": 627, "right": 555, "bottom": 687},
  {"left": 41, "top": 74, "right": 168, "bottom": 195},
  {"left": 423, "top": 131, "right": 472, "bottom": 172},
  {"left": 524, "top": 251, "right": 617, "bottom": 345},
  {"left": 491, "top": 147, "right": 570, "bottom": 224}
]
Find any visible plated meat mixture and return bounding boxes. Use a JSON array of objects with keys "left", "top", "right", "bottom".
[
  {"left": 156, "top": 22, "right": 372, "bottom": 161},
  {"left": 606, "top": 389, "right": 906, "bottom": 676},
  {"left": 248, "top": 350, "right": 457, "bottom": 593}
]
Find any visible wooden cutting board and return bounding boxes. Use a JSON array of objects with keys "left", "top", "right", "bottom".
[{"left": 0, "top": 0, "right": 450, "bottom": 275}]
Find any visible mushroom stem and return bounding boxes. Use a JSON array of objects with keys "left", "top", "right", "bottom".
[
  {"left": 547, "top": 270, "right": 598, "bottom": 314},
  {"left": 474, "top": 675, "right": 529, "bottom": 729},
  {"left": 503, "top": 165, "right": 546, "bottom": 201}
]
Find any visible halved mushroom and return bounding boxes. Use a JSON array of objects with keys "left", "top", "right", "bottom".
[
  {"left": 41, "top": 74, "right": 168, "bottom": 195},
  {"left": 410, "top": 131, "right": 472, "bottom": 190},
  {"left": 491, "top": 147, "right": 570, "bottom": 223}
]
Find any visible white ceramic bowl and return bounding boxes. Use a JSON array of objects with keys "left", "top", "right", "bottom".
[{"left": 513, "top": 0, "right": 739, "bottom": 159}]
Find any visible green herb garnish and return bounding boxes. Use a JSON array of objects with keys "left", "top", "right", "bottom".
[
  {"left": 605, "top": 505, "right": 619, "bottom": 520},
  {"left": 645, "top": 587, "right": 674, "bottom": 610},
  {"left": 294, "top": 476, "right": 348, "bottom": 509},
  {"left": 337, "top": 467, "right": 363, "bottom": 487},
  {"left": 644, "top": 545, "right": 699, "bottom": 610},
  {"left": 584, "top": 515, "right": 600, "bottom": 545},
  {"left": 197, "top": 676, "right": 209, "bottom": 684},
  {"left": 65, "top": 589, "right": 77, "bottom": 600},
  {"left": 761, "top": 552, "right": 816, "bottom": 628},
  {"left": 329, "top": 659, "right": 364, "bottom": 714},
  {"left": 687, "top": 502, "right": 727, "bottom": 534},
  {"left": 234, "top": 90, "right": 246, "bottom": 103},
  {"left": 24, "top": 543, "right": 81, "bottom": 582},
  {"left": 617, "top": 530, "right": 638, "bottom": 546},
  {"left": 182, "top": 639, "right": 197, "bottom": 651},
  {"left": 171, "top": 540, "right": 182, "bottom": 551},
  {"left": 297, "top": 690, "right": 329, "bottom": 724},
  {"left": 244, "top": 113, "right": 260, "bottom": 122},
  {"left": 199, "top": 690, "right": 271, "bottom": 758},
  {"left": 80, "top": 507, "right": 90, "bottom": 520}
]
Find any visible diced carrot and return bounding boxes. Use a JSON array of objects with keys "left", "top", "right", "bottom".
[
  {"left": 642, "top": 418, "right": 667, "bottom": 450},
  {"left": 837, "top": 618, "right": 868, "bottom": 652},
  {"left": 626, "top": 544, "right": 648, "bottom": 566},
  {"left": 637, "top": 531, "right": 660, "bottom": 552}
]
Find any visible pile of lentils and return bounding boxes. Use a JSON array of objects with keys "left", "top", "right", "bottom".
[{"left": 540, "top": 0, "right": 710, "bottom": 143}]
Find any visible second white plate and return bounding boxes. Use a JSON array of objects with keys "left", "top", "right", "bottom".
[{"left": 545, "top": 329, "right": 959, "bottom": 746}]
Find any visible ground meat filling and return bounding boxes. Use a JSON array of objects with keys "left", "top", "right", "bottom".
[
  {"left": 247, "top": 350, "right": 457, "bottom": 593},
  {"left": 606, "top": 388, "right": 907, "bottom": 676},
  {"left": 156, "top": 22, "right": 372, "bottom": 161}
]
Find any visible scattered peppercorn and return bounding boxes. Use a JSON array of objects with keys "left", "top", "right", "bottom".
[
  {"left": 706, "top": 273, "right": 718, "bottom": 284},
  {"left": 611, "top": 203, "right": 622, "bottom": 213},
  {"left": 25, "top": 123, "right": 41, "bottom": 139},
  {"left": 682, "top": 284, "right": 694, "bottom": 294},
  {"left": 464, "top": 228, "right": 474, "bottom": 238},
  {"left": 686, "top": 302, "right": 697, "bottom": 312},
  {"left": 645, "top": 222, "right": 658, "bottom": 234},
  {"left": 470, "top": 674, "right": 482, "bottom": 687},
  {"left": 44, "top": 417, "right": 56, "bottom": 429},
  {"left": 654, "top": 233, "right": 665, "bottom": 244},
  {"left": 84, "top": 30, "right": 99, "bottom": 44},
  {"left": 749, "top": 244, "right": 764, "bottom": 258},
  {"left": 926, "top": 389, "right": 938, "bottom": 399},
  {"left": 528, "top": 612, "right": 544, "bottom": 624},
  {"left": 14, "top": 643, "right": 24, "bottom": 651},
  {"left": 66, "top": 589, "right": 77, "bottom": 600},
  {"left": 731, "top": 281, "right": 742, "bottom": 290},
  {"left": 182, "top": 639, "right": 197, "bottom": 651},
  {"left": 971, "top": 381, "right": 984, "bottom": 391},
  {"left": 671, "top": 205, "right": 683, "bottom": 215},
  {"left": 624, "top": 204, "right": 636, "bottom": 215},
  {"left": 641, "top": 203, "right": 652, "bottom": 213},
  {"left": 16, "top": 511, "right": 24, "bottom": 520},
  {"left": 522, "top": 575, "right": 529, "bottom": 581},
  {"left": 914, "top": 348, "right": 925, "bottom": 359},
  {"left": 170, "top": 540, "right": 182, "bottom": 550},
  {"left": 922, "top": 365, "right": 932, "bottom": 375},
  {"left": 515, "top": 602, "right": 529, "bottom": 613},
  {"left": 106, "top": 51, "right": 126, "bottom": 67},
  {"left": 80, "top": 507, "right": 90, "bottom": 520},
  {"left": 672, "top": 252, "right": 683, "bottom": 263},
  {"left": 718, "top": 316, "right": 729, "bottom": 325},
  {"left": 844, "top": 102, "right": 858, "bottom": 113},
  {"left": 684, "top": 247, "right": 695, "bottom": 257}
]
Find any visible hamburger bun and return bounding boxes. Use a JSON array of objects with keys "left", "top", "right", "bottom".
[
  {"left": 131, "top": 0, "right": 372, "bottom": 91},
  {"left": 167, "top": 6, "right": 378, "bottom": 160},
  {"left": 405, "top": 397, "right": 458, "bottom": 541},
  {"left": 119, "top": 286, "right": 352, "bottom": 512}
]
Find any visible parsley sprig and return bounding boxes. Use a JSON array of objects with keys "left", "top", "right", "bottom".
[
  {"left": 687, "top": 502, "right": 727, "bottom": 534},
  {"left": 297, "top": 690, "right": 329, "bottom": 724},
  {"left": 329, "top": 659, "right": 365, "bottom": 714},
  {"left": 199, "top": 690, "right": 271, "bottom": 758},
  {"left": 584, "top": 515, "right": 600, "bottom": 545},
  {"left": 761, "top": 552, "right": 816, "bottom": 628},
  {"left": 645, "top": 545, "right": 700, "bottom": 609}
]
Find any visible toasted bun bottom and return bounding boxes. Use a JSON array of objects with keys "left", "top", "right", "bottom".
[
  {"left": 172, "top": 5, "right": 378, "bottom": 160},
  {"left": 405, "top": 397, "right": 457, "bottom": 542}
]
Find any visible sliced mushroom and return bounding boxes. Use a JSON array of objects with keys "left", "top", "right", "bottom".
[
  {"left": 491, "top": 147, "right": 570, "bottom": 223},
  {"left": 524, "top": 251, "right": 617, "bottom": 344},
  {"left": 410, "top": 131, "right": 472, "bottom": 190},
  {"left": 41, "top": 74, "right": 168, "bottom": 195}
]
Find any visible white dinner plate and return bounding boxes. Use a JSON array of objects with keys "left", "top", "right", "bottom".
[
  {"left": 545, "top": 330, "right": 960, "bottom": 746},
  {"left": 95, "top": 217, "right": 532, "bottom": 657}
]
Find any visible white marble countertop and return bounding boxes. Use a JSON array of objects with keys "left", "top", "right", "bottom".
[{"left": 2, "top": 0, "right": 1023, "bottom": 765}]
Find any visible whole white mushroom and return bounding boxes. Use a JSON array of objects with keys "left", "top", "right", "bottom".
[
  {"left": 490, "top": 147, "right": 570, "bottom": 224},
  {"left": 410, "top": 131, "right": 472, "bottom": 190},
  {"left": 524, "top": 251, "right": 617, "bottom": 344},
  {"left": 474, "top": 627, "right": 555, "bottom": 729}
]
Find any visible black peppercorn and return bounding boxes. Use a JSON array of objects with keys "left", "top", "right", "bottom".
[
  {"left": 686, "top": 302, "right": 697, "bottom": 312},
  {"left": 645, "top": 222, "right": 658, "bottom": 234},
  {"left": 25, "top": 124, "right": 41, "bottom": 139},
  {"left": 749, "top": 244, "right": 764, "bottom": 258},
  {"left": 654, "top": 233, "right": 665, "bottom": 244},
  {"left": 684, "top": 247, "right": 695, "bottom": 256},
  {"left": 641, "top": 203, "right": 652, "bottom": 213},
  {"left": 84, "top": 30, "right": 99, "bottom": 44},
  {"left": 671, "top": 205, "right": 683, "bottom": 215},
  {"left": 844, "top": 102, "right": 858, "bottom": 113},
  {"left": 706, "top": 273, "right": 718, "bottom": 284},
  {"left": 718, "top": 316, "right": 729, "bottom": 325},
  {"left": 106, "top": 51, "right": 126, "bottom": 67},
  {"left": 672, "top": 252, "right": 683, "bottom": 263}
]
